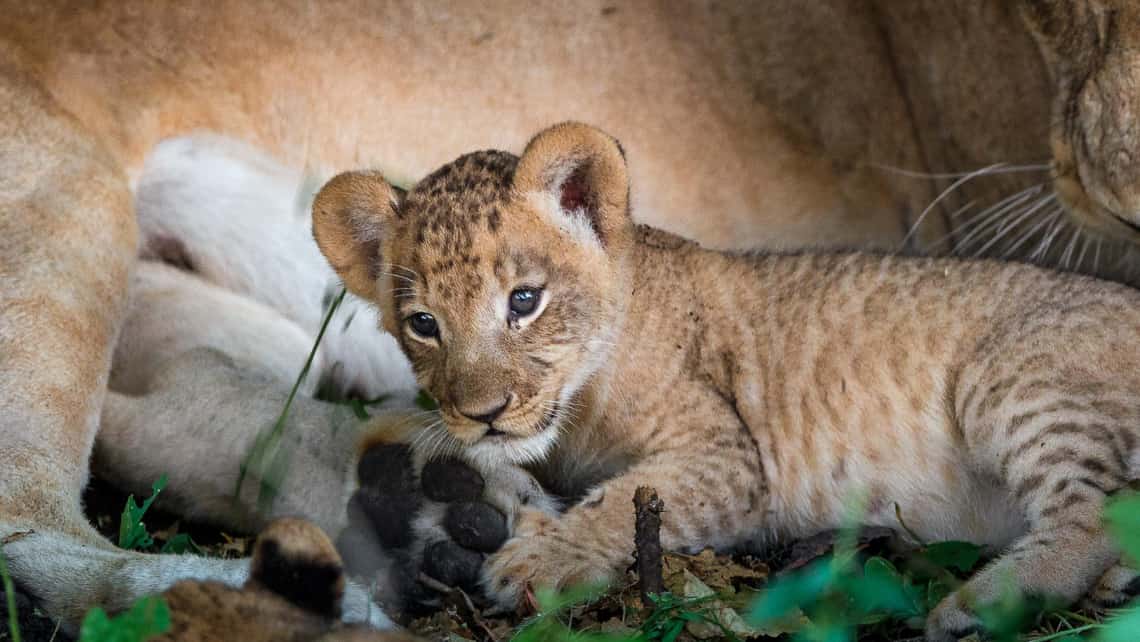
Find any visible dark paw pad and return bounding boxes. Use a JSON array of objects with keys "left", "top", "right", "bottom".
[
  {"left": 357, "top": 443, "right": 417, "bottom": 492},
  {"left": 422, "top": 540, "right": 484, "bottom": 590},
  {"left": 421, "top": 457, "right": 485, "bottom": 503},
  {"left": 348, "top": 443, "right": 424, "bottom": 549},
  {"left": 444, "top": 501, "right": 509, "bottom": 553},
  {"left": 348, "top": 486, "right": 421, "bottom": 549}
]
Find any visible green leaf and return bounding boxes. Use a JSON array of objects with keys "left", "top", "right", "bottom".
[
  {"left": 748, "top": 559, "right": 837, "bottom": 625},
  {"left": 1105, "top": 493, "right": 1140, "bottom": 564},
  {"left": 848, "top": 557, "right": 923, "bottom": 618},
  {"left": 79, "top": 596, "right": 170, "bottom": 642},
  {"left": 118, "top": 474, "right": 168, "bottom": 550},
  {"left": 533, "top": 583, "right": 608, "bottom": 614},
  {"left": 1095, "top": 605, "right": 1140, "bottom": 642},
  {"left": 918, "top": 541, "right": 983, "bottom": 573},
  {"left": 414, "top": 389, "right": 439, "bottom": 411},
  {"left": 974, "top": 591, "right": 1052, "bottom": 642},
  {"left": 348, "top": 398, "right": 370, "bottom": 419},
  {"left": 159, "top": 533, "right": 202, "bottom": 556},
  {"left": 345, "top": 393, "right": 390, "bottom": 420}
]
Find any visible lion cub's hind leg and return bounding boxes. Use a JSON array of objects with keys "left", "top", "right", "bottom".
[{"left": 928, "top": 331, "right": 1140, "bottom": 641}]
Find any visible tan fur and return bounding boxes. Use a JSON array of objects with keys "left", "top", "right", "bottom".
[
  {"left": 317, "top": 122, "right": 1140, "bottom": 641},
  {"left": 5, "top": 0, "right": 1140, "bottom": 633},
  {"left": 0, "top": 1, "right": 768, "bottom": 631},
  {"left": 156, "top": 518, "right": 421, "bottom": 642}
]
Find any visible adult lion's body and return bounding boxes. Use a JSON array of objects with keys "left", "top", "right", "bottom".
[
  {"left": 0, "top": 1, "right": 1076, "bottom": 253},
  {"left": 3, "top": 0, "right": 1139, "bottom": 634}
]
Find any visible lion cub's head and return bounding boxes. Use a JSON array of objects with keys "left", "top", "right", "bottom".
[
  {"left": 1020, "top": 0, "right": 1140, "bottom": 241},
  {"left": 313, "top": 123, "right": 632, "bottom": 465}
]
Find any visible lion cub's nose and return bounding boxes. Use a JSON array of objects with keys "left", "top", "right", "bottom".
[{"left": 458, "top": 396, "right": 510, "bottom": 425}]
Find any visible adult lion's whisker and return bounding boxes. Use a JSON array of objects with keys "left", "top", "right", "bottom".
[
  {"left": 1059, "top": 226, "right": 1083, "bottom": 270},
  {"left": 953, "top": 186, "right": 1044, "bottom": 253},
  {"left": 1027, "top": 208, "right": 1066, "bottom": 263},
  {"left": 920, "top": 199, "right": 977, "bottom": 251},
  {"left": 899, "top": 163, "right": 1017, "bottom": 251},
  {"left": 971, "top": 192, "right": 1053, "bottom": 258},
  {"left": 995, "top": 194, "right": 1058, "bottom": 258},
  {"left": 1074, "top": 236, "right": 1091, "bottom": 272},
  {"left": 870, "top": 161, "right": 1051, "bottom": 180}
]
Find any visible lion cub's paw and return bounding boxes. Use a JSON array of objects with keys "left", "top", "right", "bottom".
[
  {"left": 924, "top": 562, "right": 1140, "bottom": 642},
  {"left": 924, "top": 592, "right": 986, "bottom": 642},
  {"left": 1082, "top": 562, "right": 1140, "bottom": 610},
  {"left": 480, "top": 511, "right": 615, "bottom": 610}
]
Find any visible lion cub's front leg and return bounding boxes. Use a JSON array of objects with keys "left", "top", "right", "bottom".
[{"left": 482, "top": 417, "right": 766, "bottom": 607}]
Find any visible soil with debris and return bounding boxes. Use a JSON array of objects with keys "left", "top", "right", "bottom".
[
  {"left": 395, "top": 527, "right": 916, "bottom": 642},
  {"left": 2, "top": 478, "right": 1081, "bottom": 642}
]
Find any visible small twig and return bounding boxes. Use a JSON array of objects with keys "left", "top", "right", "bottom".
[
  {"left": 417, "top": 573, "right": 498, "bottom": 642},
  {"left": 633, "top": 486, "right": 665, "bottom": 605}
]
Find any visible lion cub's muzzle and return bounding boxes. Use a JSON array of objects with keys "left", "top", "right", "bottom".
[{"left": 446, "top": 397, "right": 560, "bottom": 444}]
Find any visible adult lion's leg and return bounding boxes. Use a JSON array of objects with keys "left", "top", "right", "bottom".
[{"left": 0, "top": 53, "right": 396, "bottom": 632}]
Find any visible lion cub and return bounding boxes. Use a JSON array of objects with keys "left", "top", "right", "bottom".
[{"left": 312, "top": 122, "right": 1140, "bottom": 641}]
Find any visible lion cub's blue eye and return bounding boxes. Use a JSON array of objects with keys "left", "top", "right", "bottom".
[
  {"left": 509, "top": 288, "right": 541, "bottom": 317},
  {"left": 408, "top": 312, "right": 439, "bottom": 338}
]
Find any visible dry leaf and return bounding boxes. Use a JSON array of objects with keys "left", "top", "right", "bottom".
[{"left": 663, "top": 548, "right": 767, "bottom": 594}]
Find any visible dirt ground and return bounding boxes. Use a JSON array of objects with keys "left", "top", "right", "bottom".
[{"left": 0, "top": 478, "right": 961, "bottom": 642}]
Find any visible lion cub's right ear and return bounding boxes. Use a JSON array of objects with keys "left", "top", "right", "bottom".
[{"left": 312, "top": 171, "right": 401, "bottom": 302}]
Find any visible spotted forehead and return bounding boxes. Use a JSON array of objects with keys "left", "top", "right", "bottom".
[
  {"left": 398, "top": 150, "right": 519, "bottom": 299},
  {"left": 402, "top": 150, "right": 518, "bottom": 249}
]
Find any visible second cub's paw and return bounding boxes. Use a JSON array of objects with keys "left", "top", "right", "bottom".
[{"left": 480, "top": 511, "right": 616, "bottom": 609}]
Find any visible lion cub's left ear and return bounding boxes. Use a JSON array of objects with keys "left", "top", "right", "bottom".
[
  {"left": 512, "top": 122, "right": 631, "bottom": 249},
  {"left": 312, "top": 170, "right": 401, "bottom": 302}
]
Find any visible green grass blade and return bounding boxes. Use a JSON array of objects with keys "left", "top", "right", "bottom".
[
  {"left": 235, "top": 288, "right": 346, "bottom": 503},
  {"left": 0, "top": 548, "right": 22, "bottom": 642}
]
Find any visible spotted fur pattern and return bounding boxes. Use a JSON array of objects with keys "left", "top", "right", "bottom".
[{"left": 314, "top": 122, "right": 1140, "bottom": 642}]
